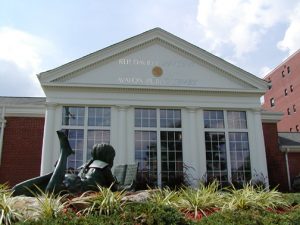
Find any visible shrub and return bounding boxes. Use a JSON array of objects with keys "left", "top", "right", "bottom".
[
  {"left": 223, "top": 183, "right": 290, "bottom": 211},
  {"left": 29, "top": 187, "right": 68, "bottom": 220},
  {"left": 196, "top": 207, "right": 300, "bottom": 225},
  {"left": 177, "top": 180, "right": 223, "bottom": 219},
  {"left": 75, "top": 185, "right": 126, "bottom": 216},
  {"left": 148, "top": 187, "right": 178, "bottom": 207},
  {"left": 0, "top": 192, "right": 23, "bottom": 225}
]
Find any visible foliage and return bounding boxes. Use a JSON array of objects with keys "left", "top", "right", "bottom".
[
  {"left": 0, "top": 183, "right": 11, "bottom": 197},
  {"left": 148, "top": 187, "right": 178, "bottom": 207},
  {"left": 223, "top": 183, "right": 290, "bottom": 211},
  {"left": 283, "top": 193, "right": 300, "bottom": 206},
  {"left": 196, "top": 207, "right": 300, "bottom": 225},
  {"left": 76, "top": 185, "right": 126, "bottom": 216},
  {"left": 0, "top": 192, "right": 23, "bottom": 225},
  {"left": 177, "top": 180, "right": 223, "bottom": 219},
  {"left": 30, "top": 187, "right": 68, "bottom": 219},
  {"left": 15, "top": 202, "right": 189, "bottom": 225}
]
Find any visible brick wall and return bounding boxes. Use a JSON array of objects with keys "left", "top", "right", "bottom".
[
  {"left": 262, "top": 123, "right": 289, "bottom": 191},
  {"left": 0, "top": 117, "right": 44, "bottom": 187}
]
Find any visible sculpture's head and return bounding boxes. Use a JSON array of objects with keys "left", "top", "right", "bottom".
[{"left": 91, "top": 143, "right": 115, "bottom": 167}]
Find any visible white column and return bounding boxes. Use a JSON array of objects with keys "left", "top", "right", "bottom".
[
  {"left": 196, "top": 109, "right": 207, "bottom": 183},
  {"left": 185, "top": 107, "right": 200, "bottom": 186},
  {"left": 115, "top": 105, "right": 129, "bottom": 166},
  {"left": 40, "top": 103, "right": 57, "bottom": 175},
  {"left": 248, "top": 110, "right": 269, "bottom": 187}
]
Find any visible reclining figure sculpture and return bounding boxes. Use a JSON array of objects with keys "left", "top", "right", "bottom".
[{"left": 13, "top": 130, "right": 117, "bottom": 196}]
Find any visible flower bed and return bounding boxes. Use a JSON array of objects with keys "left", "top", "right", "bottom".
[{"left": 1, "top": 182, "right": 300, "bottom": 225}]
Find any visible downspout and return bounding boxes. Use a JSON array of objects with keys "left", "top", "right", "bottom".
[
  {"left": 284, "top": 149, "right": 292, "bottom": 191},
  {"left": 0, "top": 106, "right": 6, "bottom": 165}
]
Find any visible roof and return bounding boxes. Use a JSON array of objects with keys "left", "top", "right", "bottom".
[
  {"left": 278, "top": 132, "right": 300, "bottom": 152},
  {"left": 0, "top": 97, "right": 46, "bottom": 106},
  {"left": 0, "top": 97, "right": 46, "bottom": 117},
  {"left": 37, "top": 27, "right": 269, "bottom": 93}
]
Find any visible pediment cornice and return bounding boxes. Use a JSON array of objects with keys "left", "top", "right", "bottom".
[{"left": 38, "top": 28, "right": 269, "bottom": 91}]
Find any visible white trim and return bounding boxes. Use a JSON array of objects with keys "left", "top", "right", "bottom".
[
  {"left": 261, "top": 111, "right": 283, "bottom": 123},
  {"left": 280, "top": 146, "right": 300, "bottom": 153},
  {"left": 38, "top": 28, "right": 268, "bottom": 91}
]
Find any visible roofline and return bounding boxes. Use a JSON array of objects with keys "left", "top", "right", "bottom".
[
  {"left": 280, "top": 146, "right": 300, "bottom": 153},
  {"left": 38, "top": 27, "right": 269, "bottom": 90},
  {"left": 40, "top": 82, "right": 266, "bottom": 94}
]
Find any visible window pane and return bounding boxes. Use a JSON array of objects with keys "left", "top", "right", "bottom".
[
  {"left": 62, "top": 107, "right": 85, "bottom": 126},
  {"left": 135, "top": 109, "right": 156, "bottom": 128},
  {"left": 160, "top": 131, "right": 183, "bottom": 187},
  {"left": 203, "top": 110, "right": 224, "bottom": 128},
  {"left": 227, "top": 111, "right": 247, "bottom": 129},
  {"left": 229, "top": 132, "right": 251, "bottom": 184},
  {"left": 205, "top": 132, "right": 227, "bottom": 186},
  {"left": 160, "top": 109, "right": 181, "bottom": 128},
  {"left": 87, "top": 130, "right": 110, "bottom": 160},
  {"left": 88, "top": 107, "right": 111, "bottom": 126},
  {"left": 63, "top": 129, "right": 84, "bottom": 170},
  {"left": 135, "top": 131, "right": 157, "bottom": 186}
]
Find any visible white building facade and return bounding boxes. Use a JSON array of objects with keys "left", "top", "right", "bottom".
[{"left": 38, "top": 28, "right": 269, "bottom": 187}]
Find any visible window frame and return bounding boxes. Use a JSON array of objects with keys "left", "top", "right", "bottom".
[
  {"left": 61, "top": 106, "right": 111, "bottom": 170},
  {"left": 134, "top": 108, "right": 183, "bottom": 187},
  {"left": 203, "top": 110, "right": 251, "bottom": 186},
  {"left": 270, "top": 98, "right": 275, "bottom": 107}
]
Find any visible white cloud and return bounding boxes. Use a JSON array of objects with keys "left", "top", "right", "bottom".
[
  {"left": 259, "top": 66, "right": 272, "bottom": 78},
  {"left": 0, "top": 27, "right": 55, "bottom": 96},
  {"left": 277, "top": 3, "right": 300, "bottom": 55},
  {"left": 197, "top": 0, "right": 297, "bottom": 57}
]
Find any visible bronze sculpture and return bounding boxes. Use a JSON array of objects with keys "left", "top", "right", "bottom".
[{"left": 12, "top": 130, "right": 117, "bottom": 196}]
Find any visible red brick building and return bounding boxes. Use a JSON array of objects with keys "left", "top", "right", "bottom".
[
  {"left": 262, "top": 50, "right": 300, "bottom": 191},
  {"left": 263, "top": 50, "right": 300, "bottom": 132},
  {"left": 0, "top": 97, "right": 45, "bottom": 186}
]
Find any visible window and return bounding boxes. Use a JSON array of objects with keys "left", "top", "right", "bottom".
[
  {"left": 284, "top": 89, "right": 288, "bottom": 96},
  {"left": 62, "top": 106, "right": 111, "bottom": 170},
  {"left": 204, "top": 111, "right": 250, "bottom": 186},
  {"left": 293, "top": 105, "right": 296, "bottom": 112},
  {"left": 287, "top": 108, "right": 291, "bottom": 115},
  {"left": 270, "top": 98, "right": 275, "bottom": 107},
  {"left": 296, "top": 125, "right": 299, "bottom": 132},
  {"left": 282, "top": 70, "right": 285, "bottom": 78},
  {"left": 290, "top": 85, "right": 294, "bottom": 92},
  {"left": 290, "top": 128, "right": 293, "bottom": 132},
  {"left": 134, "top": 108, "right": 183, "bottom": 187},
  {"left": 287, "top": 66, "right": 291, "bottom": 74}
]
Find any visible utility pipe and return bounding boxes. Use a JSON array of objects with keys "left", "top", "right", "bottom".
[
  {"left": 284, "top": 150, "right": 292, "bottom": 191},
  {"left": 0, "top": 106, "right": 6, "bottom": 165}
]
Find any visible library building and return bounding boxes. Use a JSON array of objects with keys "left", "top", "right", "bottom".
[{"left": 0, "top": 28, "right": 290, "bottom": 190}]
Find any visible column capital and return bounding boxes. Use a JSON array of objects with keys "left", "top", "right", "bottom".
[
  {"left": 186, "top": 106, "right": 198, "bottom": 113},
  {"left": 116, "top": 105, "right": 130, "bottom": 111},
  {"left": 45, "top": 102, "right": 58, "bottom": 109}
]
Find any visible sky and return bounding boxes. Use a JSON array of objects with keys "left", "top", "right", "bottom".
[{"left": 0, "top": 0, "right": 299, "bottom": 97}]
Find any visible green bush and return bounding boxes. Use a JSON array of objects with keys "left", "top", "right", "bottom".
[
  {"left": 283, "top": 193, "right": 300, "bottom": 206},
  {"left": 195, "top": 207, "right": 300, "bottom": 225},
  {"left": 15, "top": 202, "right": 189, "bottom": 225}
]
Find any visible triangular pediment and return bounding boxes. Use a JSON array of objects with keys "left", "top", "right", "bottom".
[{"left": 38, "top": 28, "right": 269, "bottom": 93}]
